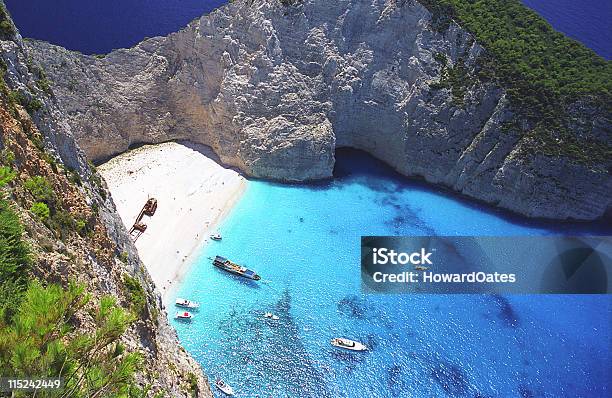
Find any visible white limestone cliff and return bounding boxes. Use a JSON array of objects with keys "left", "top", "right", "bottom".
[{"left": 26, "top": 0, "right": 611, "bottom": 220}]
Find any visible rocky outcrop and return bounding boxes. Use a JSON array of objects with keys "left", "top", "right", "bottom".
[
  {"left": 26, "top": 0, "right": 611, "bottom": 220},
  {"left": 0, "top": 10, "right": 211, "bottom": 397}
]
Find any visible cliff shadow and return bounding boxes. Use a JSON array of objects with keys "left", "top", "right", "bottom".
[{"left": 332, "top": 147, "right": 612, "bottom": 235}]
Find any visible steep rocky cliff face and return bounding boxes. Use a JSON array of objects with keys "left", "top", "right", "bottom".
[
  {"left": 26, "top": 0, "right": 611, "bottom": 220},
  {"left": 0, "top": 9, "right": 211, "bottom": 397}
]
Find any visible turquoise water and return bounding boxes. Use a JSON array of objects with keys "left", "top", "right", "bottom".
[{"left": 172, "top": 150, "right": 611, "bottom": 397}]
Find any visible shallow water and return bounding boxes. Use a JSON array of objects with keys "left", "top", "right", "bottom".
[{"left": 171, "top": 150, "right": 611, "bottom": 397}]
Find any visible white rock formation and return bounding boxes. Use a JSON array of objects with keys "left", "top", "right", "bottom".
[{"left": 26, "top": 0, "right": 611, "bottom": 220}]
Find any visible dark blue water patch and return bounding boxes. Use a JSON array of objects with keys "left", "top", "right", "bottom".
[
  {"left": 379, "top": 195, "right": 402, "bottom": 211},
  {"left": 334, "top": 148, "right": 612, "bottom": 235},
  {"left": 329, "top": 349, "right": 366, "bottom": 366},
  {"left": 387, "top": 364, "right": 401, "bottom": 388},
  {"left": 375, "top": 192, "right": 439, "bottom": 235},
  {"left": 430, "top": 359, "right": 473, "bottom": 397},
  {"left": 337, "top": 294, "right": 368, "bottom": 319},
  {"left": 521, "top": 0, "right": 612, "bottom": 59},
  {"left": 335, "top": 295, "right": 393, "bottom": 328},
  {"left": 387, "top": 364, "right": 410, "bottom": 396},
  {"left": 490, "top": 294, "right": 520, "bottom": 328},
  {"left": 4, "top": 0, "right": 228, "bottom": 55},
  {"left": 270, "top": 290, "right": 332, "bottom": 397},
  {"left": 517, "top": 384, "right": 545, "bottom": 398},
  {"left": 518, "top": 385, "right": 534, "bottom": 398},
  {"left": 396, "top": 207, "right": 437, "bottom": 235}
]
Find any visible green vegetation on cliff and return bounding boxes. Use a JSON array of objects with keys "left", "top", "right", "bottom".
[
  {"left": 0, "top": 166, "right": 30, "bottom": 322},
  {"left": 0, "top": 2, "right": 15, "bottom": 39},
  {"left": 1, "top": 155, "right": 146, "bottom": 398},
  {"left": 0, "top": 74, "right": 148, "bottom": 396},
  {"left": 421, "top": 0, "right": 610, "bottom": 104},
  {"left": 124, "top": 274, "right": 146, "bottom": 314},
  {"left": 421, "top": 0, "right": 612, "bottom": 164},
  {"left": 2, "top": 165, "right": 142, "bottom": 396},
  {"left": 0, "top": 282, "right": 144, "bottom": 397}
]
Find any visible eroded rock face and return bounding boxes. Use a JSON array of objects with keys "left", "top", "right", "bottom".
[
  {"left": 1, "top": 20, "right": 211, "bottom": 398},
  {"left": 27, "top": 0, "right": 611, "bottom": 220}
]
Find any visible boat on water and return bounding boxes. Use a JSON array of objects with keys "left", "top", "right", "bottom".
[
  {"left": 331, "top": 338, "right": 367, "bottom": 351},
  {"left": 215, "top": 379, "right": 234, "bottom": 396},
  {"left": 264, "top": 312, "right": 279, "bottom": 320},
  {"left": 213, "top": 256, "right": 261, "bottom": 281},
  {"left": 415, "top": 265, "right": 428, "bottom": 271},
  {"left": 175, "top": 298, "right": 199, "bottom": 309},
  {"left": 175, "top": 311, "right": 193, "bottom": 320},
  {"left": 210, "top": 233, "right": 222, "bottom": 241}
]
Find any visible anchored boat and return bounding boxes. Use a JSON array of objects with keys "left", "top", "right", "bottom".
[
  {"left": 210, "top": 233, "right": 222, "bottom": 241},
  {"left": 175, "top": 298, "right": 199, "bottom": 309},
  {"left": 264, "top": 312, "right": 279, "bottom": 320},
  {"left": 213, "top": 256, "right": 261, "bottom": 281},
  {"left": 215, "top": 379, "right": 234, "bottom": 396},
  {"left": 175, "top": 311, "right": 193, "bottom": 320},
  {"left": 331, "top": 338, "right": 367, "bottom": 351}
]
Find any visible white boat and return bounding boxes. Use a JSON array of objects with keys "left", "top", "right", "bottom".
[
  {"left": 331, "top": 338, "right": 367, "bottom": 351},
  {"left": 215, "top": 379, "right": 234, "bottom": 396},
  {"left": 175, "top": 298, "right": 200, "bottom": 309},
  {"left": 263, "top": 312, "right": 279, "bottom": 320},
  {"left": 210, "top": 233, "right": 222, "bottom": 241},
  {"left": 175, "top": 311, "right": 193, "bottom": 320}
]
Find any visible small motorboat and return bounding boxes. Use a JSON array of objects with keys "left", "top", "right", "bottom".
[
  {"left": 210, "top": 233, "right": 222, "bottom": 241},
  {"left": 331, "top": 338, "right": 367, "bottom": 351},
  {"left": 213, "top": 256, "right": 261, "bottom": 281},
  {"left": 215, "top": 379, "right": 234, "bottom": 396},
  {"left": 415, "top": 265, "right": 428, "bottom": 271},
  {"left": 264, "top": 312, "right": 279, "bottom": 320},
  {"left": 175, "top": 311, "right": 193, "bottom": 320},
  {"left": 175, "top": 298, "right": 200, "bottom": 309}
]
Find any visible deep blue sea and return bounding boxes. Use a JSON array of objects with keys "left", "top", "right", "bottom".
[
  {"left": 171, "top": 150, "right": 611, "bottom": 397},
  {"left": 522, "top": 0, "right": 612, "bottom": 59},
  {"left": 4, "top": 0, "right": 611, "bottom": 59},
  {"left": 3, "top": 0, "right": 227, "bottom": 55}
]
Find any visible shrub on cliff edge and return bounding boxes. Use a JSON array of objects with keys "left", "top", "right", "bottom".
[
  {"left": 30, "top": 201, "right": 50, "bottom": 221},
  {"left": 0, "top": 282, "right": 144, "bottom": 396},
  {"left": 0, "top": 167, "right": 30, "bottom": 322}
]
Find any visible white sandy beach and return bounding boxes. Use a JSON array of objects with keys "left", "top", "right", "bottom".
[{"left": 98, "top": 141, "right": 246, "bottom": 300}]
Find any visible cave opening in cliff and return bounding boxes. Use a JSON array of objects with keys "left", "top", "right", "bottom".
[{"left": 332, "top": 147, "right": 397, "bottom": 180}]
